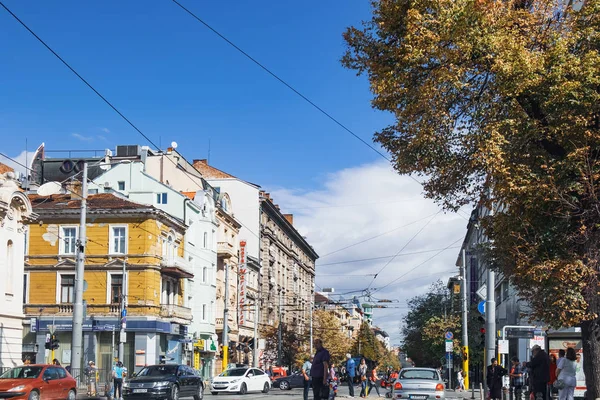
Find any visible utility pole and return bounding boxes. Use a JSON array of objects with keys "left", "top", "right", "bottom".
[
  {"left": 222, "top": 263, "right": 230, "bottom": 370},
  {"left": 71, "top": 161, "right": 88, "bottom": 373},
  {"left": 485, "top": 203, "right": 496, "bottom": 384},
  {"left": 252, "top": 299, "right": 259, "bottom": 367},
  {"left": 461, "top": 249, "right": 469, "bottom": 390},
  {"left": 309, "top": 293, "right": 313, "bottom": 355},
  {"left": 277, "top": 288, "right": 283, "bottom": 366},
  {"left": 119, "top": 258, "right": 127, "bottom": 361}
]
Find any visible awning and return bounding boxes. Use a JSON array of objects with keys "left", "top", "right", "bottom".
[{"left": 162, "top": 266, "right": 194, "bottom": 279}]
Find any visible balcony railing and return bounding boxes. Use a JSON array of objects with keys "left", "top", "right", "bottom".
[
  {"left": 217, "top": 242, "right": 236, "bottom": 258},
  {"left": 159, "top": 304, "right": 193, "bottom": 321}
]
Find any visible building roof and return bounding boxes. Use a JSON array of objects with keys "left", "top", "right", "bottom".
[
  {"left": 0, "top": 162, "right": 15, "bottom": 174},
  {"left": 193, "top": 159, "right": 236, "bottom": 179},
  {"left": 29, "top": 193, "right": 147, "bottom": 210}
]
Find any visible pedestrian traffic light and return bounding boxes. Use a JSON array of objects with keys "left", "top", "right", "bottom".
[
  {"left": 480, "top": 328, "right": 486, "bottom": 346},
  {"left": 50, "top": 335, "right": 60, "bottom": 350}
]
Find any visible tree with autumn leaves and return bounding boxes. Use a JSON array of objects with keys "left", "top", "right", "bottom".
[{"left": 343, "top": 0, "right": 600, "bottom": 395}]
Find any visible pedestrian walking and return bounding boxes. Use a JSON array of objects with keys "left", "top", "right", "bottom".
[
  {"left": 368, "top": 364, "right": 382, "bottom": 397},
  {"left": 85, "top": 360, "right": 98, "bottom": 397},
  {"left": 329, "top": 363, "right": 338, "bottom": 400},
  {"left": 311, "top": 339, "right": 331, "bottom": 400},
  {"left": 486, "top": 358, "right": 506, "bottom": 400},
  {"left": 359, "top": 358, "right": 368, "bottom": 398},
  {"left": 457, "top": 369, "right": 465, "bottom": 392},
  {"left": 52, "top": 359, "right": 60, "bottom": 366},
  {"left": 303, "top": 356, "right": 313, "bottom": 400},
  {"left": 526, "top": 345, "right": 550, "bottom": 400},
  {"left": 510, "top": 357, "right": 525, "bottom": 400},
  {"left": 346, "top": 354, "right": 356, "bottom": 397},
  {"left": 555, "top": 348, "right": 577, "bottom": 400},
  {"left": 112, "top": 360, "right": 127, "bottom": 400}
]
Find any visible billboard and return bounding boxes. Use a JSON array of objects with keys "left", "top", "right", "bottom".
[{"left": 238, "top": 241, "right": 247, "bottom": 326}]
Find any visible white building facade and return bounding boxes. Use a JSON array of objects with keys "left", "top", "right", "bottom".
[{"left": 0, "top": 170, "right": 35, "bottom": 367}]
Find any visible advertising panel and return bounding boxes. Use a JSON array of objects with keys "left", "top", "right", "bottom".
[
  {"left": 238, "top": 240, "right": 247, "bottom": 326},
  {"left": 548, "top": 338, "right": 586, "bottom": 398}
]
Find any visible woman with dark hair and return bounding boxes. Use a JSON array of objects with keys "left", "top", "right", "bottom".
[
  {"left": 555, "top": 348, "right": 577, "bottom": 400},
  {"left": 358, "top": 358, "right": 368, "bottom": 398}
]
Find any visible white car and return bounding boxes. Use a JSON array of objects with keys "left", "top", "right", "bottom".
[{"left": 210, "top": 367, "right": 271, "bottom": 395}]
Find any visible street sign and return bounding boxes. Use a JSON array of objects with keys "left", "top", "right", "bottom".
[
  {"left": 478, "top": 301, "right": 486, "bottom": 315},
  {"left": 506, "top": 328, "right": 535, "bottom": 339},
  {"left": 498, "top": 339, "right": 509, "bottom": 354},
  {"left": 445, "top": 331, "right": 454, "bottom": 340},
  {"left": 445, "top": 340, "right": 453, "bottom": 352},
  {"left": 476, "top": 285, "right": 487, "bottom": 300}
]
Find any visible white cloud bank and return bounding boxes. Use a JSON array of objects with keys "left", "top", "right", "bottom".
[
  {"left": 271, "top": 161, "right": 469, "bottom": 345},
  {"left": 0, "top": 150, "right": 37, "bottom": 176}
]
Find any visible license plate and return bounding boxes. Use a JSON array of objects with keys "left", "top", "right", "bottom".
[
  {"left": 133, "top": 389, "right": 148, "bottom": 393},
  {"left": 409, "top": 396, "right": 427, "bottom": 399}
]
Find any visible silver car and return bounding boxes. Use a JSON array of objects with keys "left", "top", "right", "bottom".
[{"left": 391, "top": 368, "right": 445, "bottom": 400}]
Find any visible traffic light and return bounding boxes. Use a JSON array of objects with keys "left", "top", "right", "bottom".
[
  {"left": 480, "top": 328, "right": 486, "bottom": 346},
  {"left": 50, "top": 335, "right": 60, "bottom": 350},
  {"left": 462, "top": 346, "right": 468, "bottom": 361}
]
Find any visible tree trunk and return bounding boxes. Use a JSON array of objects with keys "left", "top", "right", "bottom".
[{"left": 580, "top": 318, "right": 600, "bottom": 400}]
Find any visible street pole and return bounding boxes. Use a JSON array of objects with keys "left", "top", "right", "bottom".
[
  {"left": 119, "top": 258, "right": 127, "bottom": 362},
  {"left": 461, "top": 249, "right": 470, "bottom": 390},
  {"left": 309, "top": 295, "right": 313, "bottom": 355},
  {"left": 222, "top": 263, "right": 230, "bottom": 370},
  {"left": 71, "top": 161, "right": 88, "bottom": 373},
  {"left": 485, "top": 202, "right": 497, "bottom": 385},
  {"left": 277, "top": 289, "right": 282, "bottom": 366}
]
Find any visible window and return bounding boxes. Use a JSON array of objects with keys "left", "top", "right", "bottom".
[
  {"left": 202, "top": 267, "right": 207, "bottom": 283},
  {"left": 110, "top": 226, "right": 127, "bottom": 254},
  {"left": 23, "top": 273, "right": 28, "bottom": 303},
  {"left": 118, "top": 181, "right": 125, "bottom": 190},
  {"left": 156, "top": 193, "right": 168, "bottom": 204},
  {"left": 88, "top": 188, "right": 99, "bottom": 195},
  {"left": 61, "top": 227, "right": 78, "bottom": 255},
  {"left": 111, "top": 274, "right": 123, "bottom": 304},
  {"left": 6, "top": 240, "right": 14, "bottom": 294},
  {"left": 202, "top": 304, "right": 207, "bottom": 321},
  {"left": 60, "top": 274, "right": 75, "bottom": 303},
  {"left": 203, "top": 232, "right": 207, "bottom": 248}
]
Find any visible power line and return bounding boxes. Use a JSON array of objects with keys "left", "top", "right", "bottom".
[
  {"left": 0, "top": 2, "right": 161, "bottom": 152},
  {"left": 316, "top": 247, "right": 462, "bottom": 267},
  {"left": 170, "top": 0, "right": 390, "bottom": 162},
  {"left": 366, "top": 211, "right": 441, "bottom": 290}
]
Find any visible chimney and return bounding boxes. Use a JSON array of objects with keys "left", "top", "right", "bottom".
[
  {"left": 193, "top": 159, "right": 208, "bottom": 165},
  {"left": 66, "top": 180, "right": 83, "bottom": 200},
  {"left": 275, "top": 204, "right": 280, "bottom": 211},
  {"left": 284, "top": 214, "right": 294, "bottom": 225}
]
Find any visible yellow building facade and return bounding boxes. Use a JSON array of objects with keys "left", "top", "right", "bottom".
[{"left": 23, "top": 193, "right": 193, "bottom": 373}]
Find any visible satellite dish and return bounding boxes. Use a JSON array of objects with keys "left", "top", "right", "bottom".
[
  {"left": 171, "top": 141, "right": 178, "bottom": 149},
  {"left": 37, "top": 181, "right": 62, "bottom": 196}
]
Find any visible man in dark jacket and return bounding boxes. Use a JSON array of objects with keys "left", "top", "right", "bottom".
[
  {"left": 487, "top": 358, "right": 506, "bottom": 400},
  {"left": 526, "top": 345, "right": 550, "bottom": 400}
]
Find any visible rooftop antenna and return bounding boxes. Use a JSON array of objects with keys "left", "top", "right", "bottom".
[{"left": 208, "top": 138, "right": 211, "bottom": 165}]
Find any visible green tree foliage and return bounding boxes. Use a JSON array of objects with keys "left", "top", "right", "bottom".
[
  {"left": 351, "top": 322, "right": 382, "bottom": 361},
  {"left": 261, "top": 324, "right": 302, "bottom": 370},
  {"left": 313, "top": 310, "right": 352, "bottom": 363},
  {"left": 343, "top": 0, "right": 600, "bottom": 394}
]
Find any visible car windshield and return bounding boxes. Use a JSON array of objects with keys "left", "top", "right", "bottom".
[
  {"left": 400, "top": 370, "right": 438, "bottom": 380},
  {"left": 220, "top": 368, "right": 247, "bottom": 377},
  {"left": 136, "top": 365, "right": 178, "bottom": 377},
  {"left": 0, "top": 366, "right": 43, "bottom": 379}
]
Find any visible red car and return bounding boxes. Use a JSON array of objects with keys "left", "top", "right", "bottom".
[{"left": 0, "top": 364, "right": 77, "bottom": 400}]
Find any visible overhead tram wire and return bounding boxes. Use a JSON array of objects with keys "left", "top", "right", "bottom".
[
  {"left": 366, "top": 210, "right": 441, "bottom": 290},
  {"left": 316, "top": 246, "right": 462, "bottom": 267}
]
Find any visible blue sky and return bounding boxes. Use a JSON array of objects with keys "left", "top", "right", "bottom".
[{"left": 0, "top": 0, "right": 391, "bottom": 188}]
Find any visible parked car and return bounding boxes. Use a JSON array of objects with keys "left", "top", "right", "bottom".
[
  {"left": 269, "top": 366, "right": 287, "bottom": 382},
  {"left": 122, "top": 364, "right": 203, "bottom": 400},
  {"left": 391, "top": 368, "right": 445, "bottom": 400},
  {"left": 0, "top": 364, "right": 77, "bottom": 400},
  {"left": 273, "top": 371, "right": 305, "bottom": 390},
  {"left": 210, "top": 367, "right": 270, "bottom": 395}
]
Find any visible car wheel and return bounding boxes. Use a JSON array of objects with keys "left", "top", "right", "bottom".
[
  {"left": 27, "top": 391, "right": 40, "bottom": 400},
  {"left": 279, "top": 380, "right": 290, "bottom": 390},
  {"left": 238, "top": 383, "right": 247, "bottom": 395},
  {"left": 193, "top": 383, "right": 204, "bottom": 400},
  {"left": 263, "top": 382, "right": 270, "bottom": 393},
  {"left": 67, "top": 389, "right": 76, "bottom": 400},
  {"left": 169, "top": 384, "right": 179, "bottom": 400},
  {"left": 211, "top": 392, "right": 218, "bottom": 395}
]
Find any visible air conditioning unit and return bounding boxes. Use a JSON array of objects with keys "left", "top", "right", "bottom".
[{"left": 115, "top": 145, "right": 141, "bottom": 158}]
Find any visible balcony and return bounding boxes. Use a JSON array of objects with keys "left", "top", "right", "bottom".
[
  {"left": 217, "top": 242, "right": 236, "bottom": 259},
  {"left": 26, "top": 303, "right": 121, "bottom": 317},
  {"left": 161, "top": 256, "right": 194, "bottom": 279},
  {"left": 160, "top": 304, "right": 193, "bottom": 321}
]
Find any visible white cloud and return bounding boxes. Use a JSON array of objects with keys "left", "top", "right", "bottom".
[
  {"left": 0, "top": 150, "right": 37, "bottom": 176},
  {"left": 270, "top": 161, "right": 468, "bottom": 345},
  {"left": 71, "top": 133, "right": 96, "bottom": 142},
  {"left": 101, "top": 128, "right": 110, "bottom": 134}
]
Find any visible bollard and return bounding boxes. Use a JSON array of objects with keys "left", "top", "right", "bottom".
[
  {"left": 472, "top": 383, "right": 476, "bottom": 400},
  {"left": 480, "top": 383, "right": 484, "bottom": 400}
]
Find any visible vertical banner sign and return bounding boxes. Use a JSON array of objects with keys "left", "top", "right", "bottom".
[{"left": 239, "top": 241, "right": 247, "bottom": 326}]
